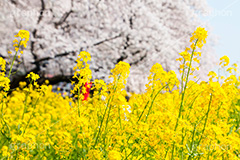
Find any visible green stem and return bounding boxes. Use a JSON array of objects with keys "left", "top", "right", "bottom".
[
  {"left": 8, "top": 40, "right": 22, "bottom": 79},
  {"left": 180, "top": 128, "right": 186, "bottom": 160},
  {"left": 1, "top": 96, "right": 6, "bottom": 115},
  {"left": 196, "top": 93, "right": 213, "bottom": 147},
  {"left": 186, "top": 92, "right": 202, "bottom": 120},
  {"left": 22, "top": 94, "right": 41, "bottom": 136},
  {"left": 180, "top": 59, "right": 186, "bottom": 93},
  {"left": 102, "top": 76, "right": 121, "bottom": 140},
  {"left": 137, "top": 77, "right": 157, "bottom": 123},
  {"left": 171, "top": 142, "right": 175, "bottom": 160},
  {"left": 118, "top": 105, "right": 122, "bottom": 130},
  {"left": 175, "top": 39, "right": 198, "bottom": 131},
  {"left": 171, "top": 40, "right": 198, "bottom": 160},
  {"left": 187, "top": 94, "right": 212, "bottom": 160},
  {"left": 0, "top": 118, "right": 11, "bottom": 140},
  {"left": 92, "top": 76, "right": 119, "bottom": 149},
  {"left": 124, "top": 148, "right": 136, "bottom": 160},
  {"left": 137, "top": 99, "right": 151, "bottom": 123},
  {"left": 145, "top": 84, "right": 168, "bottom": 123},
  {"left": 77, "top": 88, "right": 80, "bottom": 117},
  {"left": 187, "top": 124, "right": 197, "bottom": 160},
  {"left": 8, "top": 52, "right": 18, "bottom": 79},
  {"left": 164, "top": 147, "right": 169, "bottom": 159},
  {"left": 22, "top": 80, "right": 32, "bottom": 120}
]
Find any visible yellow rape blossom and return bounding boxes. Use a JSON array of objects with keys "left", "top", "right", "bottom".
[
  {"left": 190, "top": 27, "right": 208, "bottom": 49},
  {"left": 87, "top": 149, "right": 103, "bottom": 159},
  {"left": 15, "top": 30, "right": 30, "bottom": 48},
  {"left": 26, "top": 72, "right": 40, "bottom": 81},
  {"left": 108, "top": 150, "right": 122, "bottom": 160},
  {"left": 1, "top": 146, "right": 10, "bottom": 157},
  {"left": 1, "top": 28, "right": 240, "bottom": 160},
  {"left": 219, "top": 55, "right": 230, "bottom": 67}
]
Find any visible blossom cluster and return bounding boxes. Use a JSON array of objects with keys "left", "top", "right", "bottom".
[{"left": 1, "top": 28, "right": 240, "bottom": 159}]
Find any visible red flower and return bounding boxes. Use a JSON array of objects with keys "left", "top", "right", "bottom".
[{"left": 83, "top": 82, "right": 92, "bottom": 101}]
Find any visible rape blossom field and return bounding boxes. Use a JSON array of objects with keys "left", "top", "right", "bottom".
[{"left": 1, "top": 28, "right": 240, "bottom": 159}]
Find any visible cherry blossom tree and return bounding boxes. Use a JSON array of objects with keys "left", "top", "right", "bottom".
[{"left": 0, "top": 0, "right": 216, "bottom": 92}]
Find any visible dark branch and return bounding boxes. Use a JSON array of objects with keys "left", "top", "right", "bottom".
[
  {"left": 93, "top": 33, "right": 122, "bottom": 46},
  {"left": 129, "top": 53, "right": 147, "bottom": 66},
  {"left": 131, "top": 50, "right": 140, "bottom": 56},
  {"left": 31, "top": 50, "right": 77, "bottom": 65},
  {"left": 54, "top": 10, "right": 73, "bottom": 27},
  {"left": 37, "top": 0, "right": 45, "bottom": 24},
  {"left": 0, "top": 54, "right": 7, "bottom": 59},
  {"left": 10, "top": 0, "right": 17, "bottom": 5},
  {"left": 116, "top": 54, "right": 128, "bottom": 64}
]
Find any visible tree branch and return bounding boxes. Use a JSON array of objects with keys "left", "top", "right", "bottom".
[
  {"left": 93, "top": 33, "right": 122, "bottom": 46},
  {"left": 54, "top": 10, "right": 73, "bottom": 27},
  {"left": 37, "top": 0, "right": 45, "bottom": 24}
]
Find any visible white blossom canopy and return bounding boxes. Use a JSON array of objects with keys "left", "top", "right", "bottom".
[{"left": 0, "top": 0, "right": 216, "bottom": 92}]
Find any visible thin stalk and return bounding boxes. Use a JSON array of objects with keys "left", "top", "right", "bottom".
[
  {"left": 196, "top": 93, "right": 213, "bottom": 147},
  {"left": 187, "top": 124, "right": 197, "bottom": 160},
  {"left": 92, "top": 94, "right": 111, "bottom": 149},
  {"left": 180, "top": 128, "right": 185, "bottom": 160},
  {"left": 22, "top": 80, "right": 32, "bottom": 120},
  {"left": 164, "top": 147, "right": 169, "bottom": 159},
  {"left": 8, "top": 40, "right": 22, "bottom": 78},
  {"left": 22, "top": 94, "right": 41, "bottom": 136},
  {"left": 180, "top": 59, "right": 186, "bottom": 93},
  {"left": 77, "top": 88, "right": 80, "bottom": 117},
  {"left": 175, "top": 39, "right": 198, "bottom": 131},
  {"left": 186, "top": 92, "right": 202, "bottom": 120},
  {"left": 0, "top": 118, "right": 11, "bottom": 140},
  {"left": 118, "top": 105, "right": 122, "bottom": 130},
  {"left": 102, "top": 81, "right": 121, "bottom": 149},
  {"left": 92, "top": 76, "right": 119, "bottom": 149},
  {"left": 137, "top": 99, "right": 151, "bottom": 123},
  {"left": 171, "top": 40, "right": 198, "bottom": 160},
  {"left": 145, "top": 84, "right": 168, "bottom": 123},
  {"left": 137, "top": 77, "right": 157, "bottom": 123},
  {"left": 1, "top": 96, "right": 6, "bottom": 115},
  {"left": 124, "top": 148, "right": 136, "bottom": 160}
]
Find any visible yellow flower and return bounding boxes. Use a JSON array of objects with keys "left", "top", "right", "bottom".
[
  {"left": 20, "top": 41, "right": 28, "bottom": 48},
  {"left": 176, "top": 57, "right": 183, "bottom": 62},
  {"left": 2, "top": 27, "right": 240, "bottom": 160},
  {"left": 13, "top": 43, "right": 18, "bottom": 47},
  {"left": 87, "top": 149, "right": 102, "bottom": 159},
  {"left": 17, "top": 30, "right": 30, "bottom": 40},
  {"left": 26, "top": 72, "right": 40, "bottom": 81},
  {"left": 13, "top": 39, "right": 18, "bottom": 43},
  {"left": 109, "top": 61, "right": 130, "bottom": 84},
  {"left": 19, "top": 81, "right": 27, "bottom": 88},
  {"left": 15, "top": 30, "right": 30, "bottom": 48},
  {"left": 108, "top": 150, "right": 122, "bottom": 160},
  {"left": 193, "top": 57, "right": 200, "bottom": 63},
  {"left": 0, "top": 57, "right": 6, "bottom": 72},
  {"left": 233, "top": 63, "right": 237, "bottom": 68},
  {"left": 45, "top": 80, "right": 49, "bottom": 84},
  {"left": 79, "top": 51, "right": 91, "bottom": 62},
  {"left": 226, "top": 67, "right": 234, "bottom": 73},
  {"left": 219, "top": 55, "right": 230, "bottom": 67},
  {"left": 71, "top": 51, "right": 92, "bottom": 100},
  {"left": 190, "top": 27, "right": 208, "bottom": 49},
  {"left": 1, "top": 146, "right": 10, "bottom": 157}
]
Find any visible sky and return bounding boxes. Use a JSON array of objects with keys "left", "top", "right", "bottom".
[{"left": 204, "top": 0, "right": 240, "bottom": 65}]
